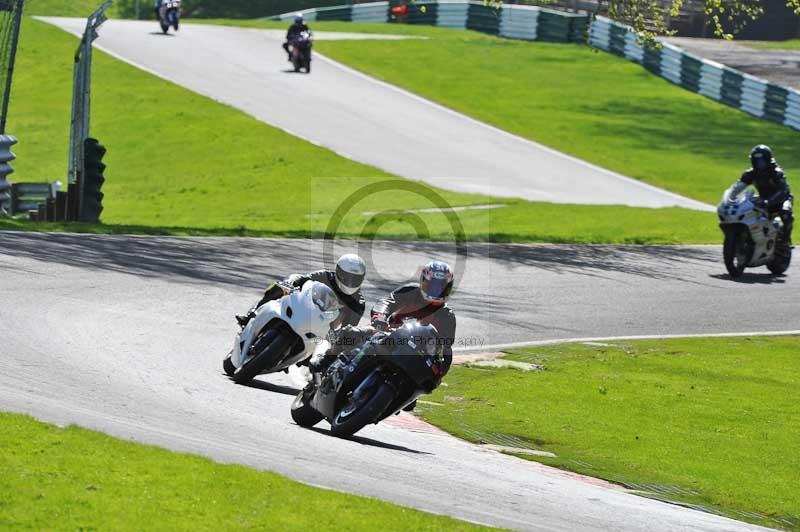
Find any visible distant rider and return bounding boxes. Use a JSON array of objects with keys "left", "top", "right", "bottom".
[
  {"left": 316, "top": 261, "right": 457, "bottom": 410},
  {"left": 236, "top": 254, "right": 367, "bottom": 330},
  {"left": 283, "top": 14, "right": 310, "bottom": 62},
  {"left": 730, "top": 145, "right": 793, "bottom": 247}
]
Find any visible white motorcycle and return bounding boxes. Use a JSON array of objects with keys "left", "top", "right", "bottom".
[
  {"left": 717, "top": 185, "right": 792, "bottom": 277},
  {"left": 223, "top": 281, "right": 340, "bottom": 385}
]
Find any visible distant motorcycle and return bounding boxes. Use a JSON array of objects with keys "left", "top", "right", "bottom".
[
  {"left": 223, "top": 281, "right": 340, "bottom": 385},
  {"left": 289, "top": 30, "right": 313, "bottom": 73},
  {"left": 291, "top": 321, "right": 445, "bottom": 438},
  {"left": 717, "top": 185, "right": 791, "bottom": 277},
  {"left": 158, "top": 0, "right": 181, "bottom": 34}
]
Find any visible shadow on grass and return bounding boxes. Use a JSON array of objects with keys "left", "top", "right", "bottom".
[{"left": 579, "top": 96, "right": 800, "bottom": 170}]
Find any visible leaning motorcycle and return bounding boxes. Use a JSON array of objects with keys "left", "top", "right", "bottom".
[
  {"left": 158, "top": 0, "right": 181, "bottom": 34},
  {"left": 290, "top": 31, "right": 313, "bottom": 73},
  {"left": 223, "top": 281, "right": 340, "bottom": 385},
  {"left": 717, "top": 185, "right": 792, "bottom": 277},
  {"left": 291, "top": 321, "right": 444, "bottom": 438}
]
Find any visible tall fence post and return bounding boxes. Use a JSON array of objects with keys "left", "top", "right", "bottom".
[
  {"left": 66, "top": 0, "right": 111, "bottom": 221},
  {"left": 0, "top": 0, "right": 24, "bottom": 216}
]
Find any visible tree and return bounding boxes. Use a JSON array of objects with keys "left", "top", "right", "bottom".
[{"left": 513, "top": 0, "right": 800, "bottom": 41}]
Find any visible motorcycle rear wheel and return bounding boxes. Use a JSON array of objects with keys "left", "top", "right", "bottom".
[
  {"left": 330, "top": 381, "right": 394, "bottom": 438},
  {"left": 767, "top": 245, "right": 792, "bottom": 275},
  {"left": 291, "top": 388, "right": 324, "bottom": 427},
  {"left": 723, "top": 231, "right": 749, "bottom": 278},
  {"left": 232, "top": 327, "right": 295, "bottom": 385}
]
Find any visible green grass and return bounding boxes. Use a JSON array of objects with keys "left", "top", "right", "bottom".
[
  {"left": 4, "top": 18, "right": 724, "bottom": 244},
  {"left": 0, "top": 412, "right": 489, "bottom": 531},
  {"left": 745, "top": 39, "right": 800, "bottom": 50},
  {"left": 420, "top": 336, "right": 800, "bottom": 529},
  {"left": 24, "top": 0, "right": 119, "bottom": 17}
]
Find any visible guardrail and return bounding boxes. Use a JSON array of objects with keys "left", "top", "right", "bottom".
[
  {"left": 589, "top": 16, "right": 800, "bottom": 132},
  {"left": 9, "top": 181, "right": 63, "bottom": 220},
  {"left": 0, "top": 135, "right": 16, "bottom": 215},
  {"left": 270, "top": 1, "right": 589, "bottom": 43}
]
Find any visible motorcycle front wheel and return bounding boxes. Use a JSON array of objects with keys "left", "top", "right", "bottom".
[
  {"left": 160, "top": 20, "right": 169, "bottom": 34},
  {"left": 329, "top": 379, "right": 394, "bottom": 438},
  {"left": 232, "top": 326, "right": 295, "bottom": 385},
  {"left": 723, "top": 231, "right": 750, "bottom": 278},
  {"left": 291, "top": 388, "right": 324, "bottom": 427},
  {"left": 223, "top": 352, "right": 235, "bottom": 376}
]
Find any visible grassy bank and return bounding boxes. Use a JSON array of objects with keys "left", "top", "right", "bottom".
[
  {"left": 3, "top": 18, "right": 723, "bottom": 244},
  {"left": 0, "top": 412, "right": 488, "bottom": 530},
  {"left": 746, "top": 39, "right": 800, "bottom": 51},
  {"left": 302, "top": 22, "right": 799, "bottom": 205},
  {"left": 421, "top": 337, "right": 800, "bottom": 529}
]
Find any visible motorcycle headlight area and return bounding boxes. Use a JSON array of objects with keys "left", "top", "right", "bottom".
[{"left": 311, "top": 283, "right": 341, "bottom": 321}]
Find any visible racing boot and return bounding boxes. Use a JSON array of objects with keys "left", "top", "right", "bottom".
[{"left": 235, "top": 309, "right": 256, "bottom": 328}]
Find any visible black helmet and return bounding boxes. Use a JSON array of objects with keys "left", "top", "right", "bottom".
[
  {"left": 419, "top": 261, "right": 453, "bottom": 305},
  {"left": 750, "top": 145, "right": 775, "bottom": 174}
]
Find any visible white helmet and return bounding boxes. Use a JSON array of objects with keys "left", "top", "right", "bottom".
[
  {"left": 294, "top": 13, "right": 304, "bottom": 23},
  {"left": 334, "top": 254, "right": 366, "bottom": 295}
]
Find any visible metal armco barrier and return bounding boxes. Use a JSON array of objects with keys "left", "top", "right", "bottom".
[
  {"left": 0, "top": 134, "right": 15, "bottom": 215},
  {"left": 589, "top": 16, "right": 800, "bottom": 132},
  {"left": 271, "top": 1, "right": 588, "bottom": 43},
  {"left": 9, "top": 181, "right": 59, "bottom": 217}
]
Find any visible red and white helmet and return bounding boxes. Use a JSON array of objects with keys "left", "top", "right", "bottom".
[{"left": 420, "top": 261, "right": 453, "bottom": 305}]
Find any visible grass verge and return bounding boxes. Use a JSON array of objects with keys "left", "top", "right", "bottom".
[
  {"left": 24, "top": 0, "right": 119, "bottom": 17},
  {"left": 0, "top": 411, "right": 488, "bottom": 530},
  {"left": 421, "top": 336, "right": 800, "bottom": 530},
  {"left": 5, "top": 18, "right": 722, "bottom": 244},
  {"left": 745, "top": 39, "right": 800, "bottom": 51}
]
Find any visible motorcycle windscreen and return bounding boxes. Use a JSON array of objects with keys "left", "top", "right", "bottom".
[{"left": 311, "top": 283, "right": 341, "bottom": 323}]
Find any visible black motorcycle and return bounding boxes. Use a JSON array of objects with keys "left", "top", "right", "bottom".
[
  {"left": 158, "top": 0, "right": 181, "bottom": 34},
  {"left": 290, "top": 31, "right": 313, "bottom": 73},
  {"left": 291, "top": 321, "right": 444, "bottom": 438}
]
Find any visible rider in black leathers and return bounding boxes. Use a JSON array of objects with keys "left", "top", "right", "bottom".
[
  {"left": 283, "top": 14, "right": 310, "bottom": 62},
  {"left": 236, "top": 255, "right": 366, "bottom": 331},
  {"left": 318, "top": 261, "right": 456, "bottom": 411},
  {"left": 733, "top": 145, "right": 793, "bottom": 246}
]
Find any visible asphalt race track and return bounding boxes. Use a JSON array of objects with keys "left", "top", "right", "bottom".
[
  {"left": 2, "top": 232, "right": 796, "bottom": 530},
  {"left": 38, "top": 17, "right": 712, "bottom": 210}
]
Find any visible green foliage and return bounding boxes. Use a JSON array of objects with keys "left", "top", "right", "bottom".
[
  {"left": 513, "top": 0, "right": 800, "bottom": 41},
  {"left": 0, "top": 412, "right": 488, "bottom": 530},
  {"left": 422, "top": 336, "right": 800, "bottom": 529}
]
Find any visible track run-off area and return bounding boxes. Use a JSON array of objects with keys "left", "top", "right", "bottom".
[{"left": 2, "top": 233, "right": 797, "bottom": 531}]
